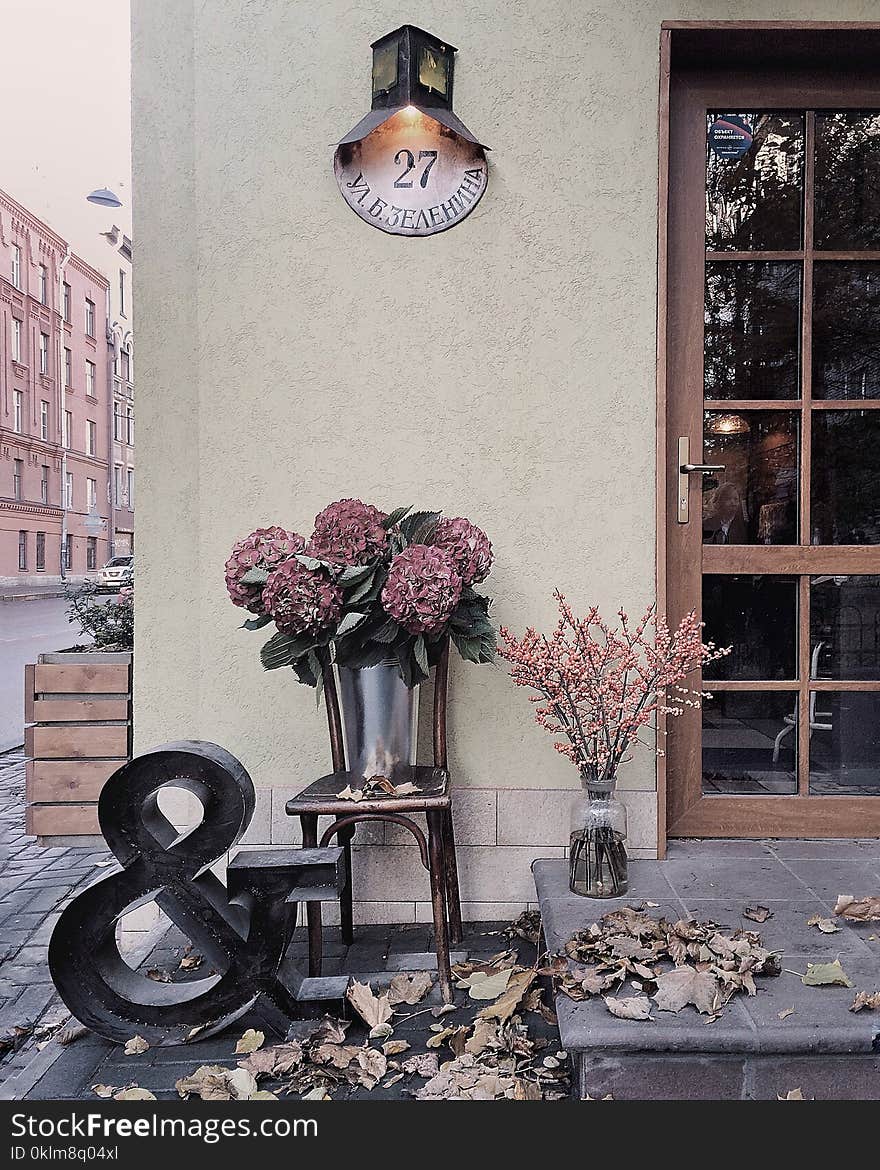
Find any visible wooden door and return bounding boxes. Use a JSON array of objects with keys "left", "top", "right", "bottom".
[{"left": 665, "top": 55, "right": 880, "bottom": 837}]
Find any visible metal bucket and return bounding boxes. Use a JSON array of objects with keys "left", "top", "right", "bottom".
[{"left": 336, "top": 660, "right": 419, "bottom": 779}]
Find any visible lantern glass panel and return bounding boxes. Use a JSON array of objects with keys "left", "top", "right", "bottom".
[
  {"left": 372, "top": 39, "right": 398, "bottom": 96},
  {"left": 419, "top": 45, "right": 449, "bottom": 96}
]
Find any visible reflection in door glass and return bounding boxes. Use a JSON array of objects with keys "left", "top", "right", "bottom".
[
  {"left": 705, "top": 262, "right": 801, "bottom": 399},
  {"left": 815, "top": 112, "right": 880, "bottom": 251},
  {"left": 809, "top": 692, "right": 880, "bottom": 794},
  {"left": 810, "top": 575, "right": 880, "bottom": 680},
  {"left": 703, "top": 411, "right": 799, "bottom": 544},
  {"left": 706, "top": 113, "right": 804, "bottom": 251},
  {"left": 812, "top": 262, "right": 880, "bottom": 399},
  {"left": 811, "top": 412, "right": 880, "bottom": 544},
  {"left": 703, "top": 575, "right": 798, "bottom": 680},
  {"left": 702, "top": 692, "right": 798, "bottom": 794}
]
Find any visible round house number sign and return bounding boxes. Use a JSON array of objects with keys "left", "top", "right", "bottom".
[{"left": 334, "top": 110, "right": 488, "bottom": 237}]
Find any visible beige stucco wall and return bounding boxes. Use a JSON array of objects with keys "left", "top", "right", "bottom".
[{"left": 132, "top": 0, "right": 877, "bottom": 920}]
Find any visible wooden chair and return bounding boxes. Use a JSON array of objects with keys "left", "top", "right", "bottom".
[{"left": 286, "top": 640, "right": 462, "bottom": 1002}]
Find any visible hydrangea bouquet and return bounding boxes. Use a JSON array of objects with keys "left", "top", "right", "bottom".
[{"left": 225, "top": 500, "right": 496, "bottom": 688}]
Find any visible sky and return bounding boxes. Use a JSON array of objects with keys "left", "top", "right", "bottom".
[{"left": 0, "top": 0, "right": 132, "bottom": 274}]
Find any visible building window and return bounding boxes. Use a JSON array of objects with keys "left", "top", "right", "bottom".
[
  {"left": 121, "top": 348, "right": 131, "bottom": 382},
  {"left": 114, "top": 465, "right": 122, "bottom": 505},
  {"left": 85, "top": 360, "right": 96, "bottom": 396},
  {"left": 64, "top": 347, "right": 72, "bottom": 387},
  {"left": 113, "top": 403, "right": 122, "bottom": 441},
  {"left": 86, "top": 419, "right": 97, "bottom": 456},
  {"left": 127, "top": 469, "right": 134, "bottom": 509},
  {"left": 65, "top": 471, "right": 73, "bottom": 509},
  {"left": 87, "top": 536, "right": 97, "bottom": 571},
  {"left": 13, "top": 390, "right": 23, "bottom": 433},
  {"left": 63, "top": 281, "right": 71, "bottom": 321},
  {"left": 18, "top": 531, "right": 27, "bottom": 571},
  {"left": 85, "top": 298, "right": 95, "bottom": 337},
  {"left": 63, "top": 409, "right": 72, "bottom": 449},
  {"left": 63, "top": 533, "right": 72, "bottom": 571},
  {"left": 39, "top": 331, "right": 49, "bottom": 374},
  {"left": 119, "top": 269, "right": 126, "bottom": 316},
  {"left": 40, "top": 399, "right": 49, "bottom": 440},
  {"left": 13, "top": 459, "right": 23, "bottom": 500},
  {"left": 126, "top": 406, "right": 134, "bottom": 446},
  {"left": 40, "top": 464, "right": 49, "bottom": 503},
  {"left": 11, "top": 317, "right": 21, "bottom": 362},
  {"left": 36, "top": 531, "right": 45, "bottom": 571},
  {"left": 87, "top": 477, "right": 97, "bottom": 509},
  {"left": 38, "top": 264, "right": 47, "bottom": 305},
  {"left": 11, "top": 245, "right": 21, "bottom": 289}
]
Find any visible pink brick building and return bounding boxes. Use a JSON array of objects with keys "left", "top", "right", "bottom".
[{"left": 0, "top": 188, "right": 112, "bottom": 584}]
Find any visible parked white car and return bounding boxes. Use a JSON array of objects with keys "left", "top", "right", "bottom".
[{"left": 99, "top": 555, "right": 134, "bottom": 592}]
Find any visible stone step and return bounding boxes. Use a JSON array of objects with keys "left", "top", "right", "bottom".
[{"left": 533, "top": 857, "right": 880, "bottom": 1100}]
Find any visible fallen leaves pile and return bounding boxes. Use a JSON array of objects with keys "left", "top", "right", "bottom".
[
  {"left": 543, "top": 904, "right": 782, "bottom": 1019},
  {"left": 338, "top": 776, "right": 419, "bottom": 802}
]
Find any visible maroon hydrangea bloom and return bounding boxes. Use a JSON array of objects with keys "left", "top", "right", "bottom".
[
  {"left": 263, "top": 560, "right": 343, "bottom": 638},
  {"left": 306, "top": 498, "right": 388, "bottom": 566},
  {"left": 432, "top": 517, "right": 493, "bottom": 585},
  {"left": 225, "top": 526, "right": 304, "bottom": 613},
  {"left": 381, "top": 545, "right": 463, "bottom": 635}
]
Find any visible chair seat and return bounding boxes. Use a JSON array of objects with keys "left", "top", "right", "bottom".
[{"left": 286, "top": 765, "right": 450, "bottom": 817}]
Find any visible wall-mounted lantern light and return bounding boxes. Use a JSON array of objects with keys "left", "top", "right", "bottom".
[{"left": 334, "top": 25, "right": 489, "bottom": 237}]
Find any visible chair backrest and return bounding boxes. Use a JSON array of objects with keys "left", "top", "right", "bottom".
[{"left": 321, "top": 638, "right": 450, "bottom": 773}]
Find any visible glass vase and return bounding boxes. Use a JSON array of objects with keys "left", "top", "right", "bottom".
[{"left": 569, "top": 784, "right": 628, "bottom": 898}]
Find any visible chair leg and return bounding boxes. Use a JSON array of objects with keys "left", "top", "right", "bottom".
[
  {"left": 427, "top": 810, "right": 453, "bottom": 1004},
  {"left": 340, "top": 824, "right": 355, "bottom": 946},
  {"left": 300, "top": 813, "right": 323, "bottom": 978},
  {"left": 442, "top": 808, "right": 463, "bottom": 946}
]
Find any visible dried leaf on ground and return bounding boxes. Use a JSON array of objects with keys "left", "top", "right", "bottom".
[
  {"left": 346, "top": 980, "right": 393, "bottom": 1031},
  {"left": 146, "top": 967, "right": 172, "bottom": 983},
  {"left": 226, "top": 1068, "right": 259, "bottom": 1100},
  {"left": 401, "top": 1052, "right": 439, "bottom": 1078},
  {"left": 465, "top": 1017, "right": 501, "bottom": 1056},
  {"left": 301, "top": 1087, "right": 331, "bottom": 1101},
  {"left": 778, "top": 1088, "right": 806, "bottom": 1100},
  {"left": 91, "top": 1084, "right": 116, "bottom": 1098},
  {"left": 834, "top": 895, "right": 880, "bottom": 922},
  {"left": 251, "top": 1090, "right": 278, "bottom": 1100},
  {"left": 114, "top": 1087, "right": 156, "bottom": 1101},
  {"left": 312, "top": 1042, "right": 360, "bottom": 1069},
  {"left": 234, "top": 1028, "right": 265, "bottom": 1054},
  {"left": 387, "top": 971, "right": 434, "bottom": 1006},
  {"left": 176, "top": 1065, "right": 236, "bottom": 1101},
  {"left": 239, "top": 1041, "right": 304, "bottom": 1078},
  {"left": 604, "top": 995, "right": 654, "bottom": 1021},
  {"left": 382, "top": 1040, "right": 410, "bottom": 1056},
  {"left": 463, "top": 968, "right": 513, "bottom": 1001},
  {"left": 744, "top": 906, "right": 772, "bottom": 923},
  {"left": 807, "top": 914, "right": 840, "bottom": 934},
  {"left": 849, "top": 990, "right": 880, "bottom": 1012},
  {"left": 179, "top": 954, "right": 203, "bottom": 970},
  {"left": 778, "top": 1007, "right": 796, "bottom": 1020},
  {"left": 505, "top": 910, "right": 542, "bottom": 945},
  {"left": 0, "top": 1025, "right": 33, "bottom": 1055},
  {"left": 123, "top": 1035, "right": 149, "bottom": 1056},
  {"left": 356, "top": 1047, "right": 387, "bottom": 1087},
  {"left": 478, "top": 970, "right": 537, "bottom": 1023},
  {"left": 802, "top": 959, "right": 853, "bottom": 987},
  {"left": 653, "top": 967, "right": 721, "bottom": 1015}
]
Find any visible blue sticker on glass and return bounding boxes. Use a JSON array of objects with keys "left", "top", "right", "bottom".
[{"left": 708, "top": 115, "right": 754, "bottom": 160}]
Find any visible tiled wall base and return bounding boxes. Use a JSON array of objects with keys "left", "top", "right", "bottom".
[{"left": 118, "top": 786, "right": 658, "bottom": 936}]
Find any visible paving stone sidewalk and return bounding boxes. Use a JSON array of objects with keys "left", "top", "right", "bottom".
[{"left": 0, "top": 749, "right": 111, "bottom": 1087}]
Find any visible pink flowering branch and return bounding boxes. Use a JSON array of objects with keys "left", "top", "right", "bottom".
[{"left": 499, "top": 591, "right": 730, "bottom": 787}]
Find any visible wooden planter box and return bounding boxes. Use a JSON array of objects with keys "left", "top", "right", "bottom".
[{"left": 25, "top": 651, "right": 132, "bottom": 844}]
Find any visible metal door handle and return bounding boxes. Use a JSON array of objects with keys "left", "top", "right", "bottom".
[{"left": 677, "top": 437, "right": 725, "bottom": 524}]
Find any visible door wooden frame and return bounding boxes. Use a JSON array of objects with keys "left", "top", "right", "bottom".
[{"left": 657, "top": 22, "right": 880, "bottom": 850}]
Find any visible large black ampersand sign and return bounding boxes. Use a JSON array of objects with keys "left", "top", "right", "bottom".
[{"left": 49, "top": 742, "right": 312, "bottom": 1045}]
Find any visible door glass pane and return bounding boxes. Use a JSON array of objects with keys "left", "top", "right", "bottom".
[
  {"left": 703, "top": 411, "right": 799, "bottom": 544},
  {"left": 811, "top": 411, "right": 880, "bottom": 544},
  {"left": 809, "top": 692, "right": 880, "bottom": 794},
  {"left": 810, "top": 575, "right": 880, "bottom": 680},
  {"left": 812, "top": 262, "right": 880, "bottom": 399},
  {"left": 706, "top": 112, "right": 804, "bottom": 251},
  {"left": 814, "top": 112, "right": 880, "bottom": 251},
  {"left": 705, "top": 262, "right": 801, "bottom": 400},
  {"left": 703, "top": 575, "right": 798, "bottom": 680},
  {"left": 702, "top": 692, "right": 798, "bottom": 794}
]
